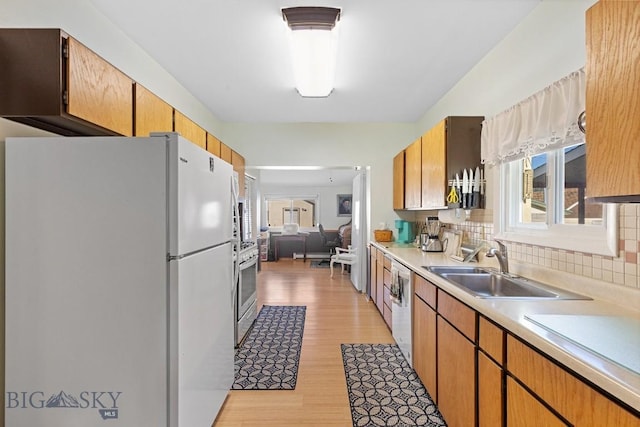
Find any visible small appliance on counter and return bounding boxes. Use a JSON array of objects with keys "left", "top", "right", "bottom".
[
  {"left": 394, "top": 219, "right": 415, "bottom": 243},
  {"left": 421, "top": 217, "right": 446, "bottom": 252}
]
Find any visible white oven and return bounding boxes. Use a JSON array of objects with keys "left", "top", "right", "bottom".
[{"left": 235, "top": 243, "right": 258, "bottom": 346}]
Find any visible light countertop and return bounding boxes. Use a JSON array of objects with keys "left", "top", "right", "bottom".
[{"left": 371, "top": 241, "right": 640, "bottom": 412}]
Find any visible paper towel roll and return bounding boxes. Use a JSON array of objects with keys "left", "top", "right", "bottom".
[{"left": 438, "top": 208, "right": 467, "bottom": 224}]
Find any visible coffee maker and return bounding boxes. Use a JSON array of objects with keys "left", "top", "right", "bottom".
[{"left": 421, "top": 217, "right": 445, "bottom": 252}]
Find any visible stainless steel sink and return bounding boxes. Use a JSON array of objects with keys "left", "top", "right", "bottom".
[
  {"left": 424, "top": 266, "right": 591, "bottom": 300},
  {"left": 426, "top": 266, "right": 492, "bottom": 275}
]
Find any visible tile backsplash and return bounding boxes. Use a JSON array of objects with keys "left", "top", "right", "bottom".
[{"left": 445, "top": 204, "right": 640, "bottom": 289}]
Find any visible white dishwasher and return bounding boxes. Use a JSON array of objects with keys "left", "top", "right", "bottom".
[{"left": 391, "top": 260, "right": 413, "bottom": 367}]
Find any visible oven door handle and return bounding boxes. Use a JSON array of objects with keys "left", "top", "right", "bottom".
[{"left": 240, "top": 256, "right": 258, "bottom": 269}]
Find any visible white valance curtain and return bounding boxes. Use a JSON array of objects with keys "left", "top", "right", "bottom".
[{"left": 481, "top": 68, "right": 585, "bottom": 166}]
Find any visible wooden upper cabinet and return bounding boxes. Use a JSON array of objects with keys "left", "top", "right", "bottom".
[
  {"left": 220, "top": 143, "right": 232, "bottom": 164},
  {"left": 174, "top": 110, "right": 206, "bottom": 149},
  {"left": 134, "top": 84, "right": 173, "bottom": 137},
  {"left": 206, "top": 133, "right": 222, "bottom": 157},
  {"left": 404, "top": 137, "right": 422, "bottom": 209},
  {"left": 232, "top": 150, "right": 246, "bottom": 199},
  {"left": 585, "top": 0, "right": 640, "bottom": 201},
  {"left": 439, "top": 116, "right": 483, "bottom": 209},
  {"left": 392, "top": 116, "right": 482, "bottom": 210},
  {"left": 393, "top": 151, "right": 405, "bottom": 209},
  {"left": 67, "top": 38, "right": 133, "bottom": 136},
  {"left": 421, "top": 120, "right": 446, "bottom": 209},
  {"left": 0, "top": 28, "right": 132, "bottom": 136}
]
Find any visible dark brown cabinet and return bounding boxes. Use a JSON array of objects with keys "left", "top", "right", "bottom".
[{"left": 0, "top": 28, "right": 133, "bottom": 136}]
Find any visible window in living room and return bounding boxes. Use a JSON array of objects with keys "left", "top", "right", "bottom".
[{"left": 265, "top": 196, "right": 318, "bottom": 227}]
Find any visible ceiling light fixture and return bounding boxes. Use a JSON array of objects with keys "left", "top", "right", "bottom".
[{"left": 282, "top": 6, "right": 341, "bottom": 98}]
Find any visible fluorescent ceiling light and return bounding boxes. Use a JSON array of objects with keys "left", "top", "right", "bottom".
[{"left": 282, "top": 7, "right": 341, "bottom": 98}]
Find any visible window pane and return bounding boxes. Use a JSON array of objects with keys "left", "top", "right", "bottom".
[
  {"left": 266, "top": 199, "right": 291, "bottom": 226},
  {"left": 519, "top": 153, "right": 548, "bottom": 224},
  {"left": 266, "top": 198, "right": 317, "bottom": 227},
  {"left": 561, "top": 144, "right": 602, "bottom": 225}
]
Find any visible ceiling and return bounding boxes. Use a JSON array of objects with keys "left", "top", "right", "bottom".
[
  {"left": 251, "top": 167, "right": 361, "bottom": 187},
  {"left": 88, "top": 0, "right": 540, "bottom": 124}
]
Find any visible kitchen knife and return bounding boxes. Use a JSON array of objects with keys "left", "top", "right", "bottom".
[
  {"left": 472, "top": 166, "right": 480, "bottom": 208},
  {"left": 455, "top": 173, "right": 461, "bottom": 205},
  {"left": 462, "top": 169, "right": 468, "bottom": 209},
  {"left": 468, "top": 168, "right": 474, "bottom": 207},
  {"left": 480, "top": 168, "right": 484, "bottom": 208}
]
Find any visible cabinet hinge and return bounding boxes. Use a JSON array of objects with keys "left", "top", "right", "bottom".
[
  {"left": 62, "top": 90, "right": 68, "bottom": 106},
  {"left": 61, "top": 41, "right": 69, "bottom": 59}
]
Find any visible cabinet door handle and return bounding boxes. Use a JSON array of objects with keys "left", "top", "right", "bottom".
[{"left": 577, "top": 111, "right": 586, "bottom": 134}]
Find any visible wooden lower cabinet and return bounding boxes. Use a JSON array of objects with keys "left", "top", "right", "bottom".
[
  {"left": 412, "top": 292, "right": 437, "bottom": 401},
  {"left": 507, "top": 335, "right": 639, "bottom": 426},
  {"left": 478, "top": 315, "right": 505, "bottom": 427},
  {"left": 478, "top": 351, "right": 504, "bottom": 427},
  {"left": 507, "top": 376, "right": 568, "bottom": 427},
  {"left": 382, "top": 265, "right": 392, "bottom": 329},
  {"left": 375, "top": 254, "right": 384, "bottom": 314},
  {"left": 437, "top": 316, "right": 475, "bottom": 427},
  {"left": 369, "top": 246, "right": 377, "bottom": 306}
]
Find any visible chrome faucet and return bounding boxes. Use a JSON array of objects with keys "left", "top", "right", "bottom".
[{"left": 486, "top": 240, "right": 509, "bottom": 274}]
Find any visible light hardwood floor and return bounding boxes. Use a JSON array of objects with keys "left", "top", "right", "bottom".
[{"left": 213, "top": 258, "right": 394, "bottom": 426}]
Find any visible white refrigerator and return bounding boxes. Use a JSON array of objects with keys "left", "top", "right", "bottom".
[{"left": 5, "top": 133, "right": 235, "bottom": 426}]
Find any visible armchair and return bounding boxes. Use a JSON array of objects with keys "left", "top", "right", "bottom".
[{"left": 330, "top": 246, "right": 357, "bottom": 278}]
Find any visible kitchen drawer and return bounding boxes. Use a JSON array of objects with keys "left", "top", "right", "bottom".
[
  {"left": 383, "top": 285, "right": 392, "bottom": 309},
  {"left": 414, "top": 273, "right": 436, "bottom": 309},
  {"left": 383, "top": 267, "right": 392, "bottom": 287},
  {"left": 479, "top": 316, "right": 504, "bottom": 365},
  {"left": 383, "top": 302, "right": 392, "bottom": 328},
  {"left": 437, "top": 289, "right": 476, "bottom": 342},
  {"left": 507, "top": 335, "right": 639, "bottom": 426},
  {"left": 383, "top": 255, "right": 392, "bottom": 270},
  {"left": 506, "top": 376, "right": 568, "bottom": 427}
]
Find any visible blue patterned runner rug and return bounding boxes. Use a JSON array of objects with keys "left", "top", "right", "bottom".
[
  {"left": 341, "top": 343, "right": 447, "bottom": 426},
  {"left": 232, "top": 305, "right": 306, "bottom": 390}
]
